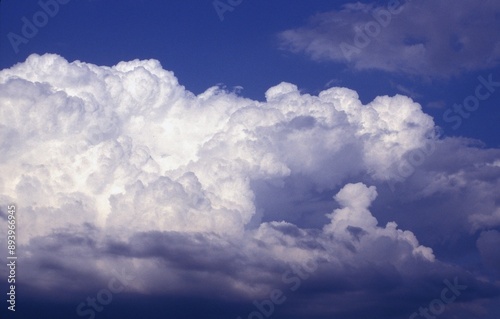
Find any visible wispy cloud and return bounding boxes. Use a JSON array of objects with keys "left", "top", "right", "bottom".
[{"left": 278, "top": 0, "right": 500, "bottom": 77}]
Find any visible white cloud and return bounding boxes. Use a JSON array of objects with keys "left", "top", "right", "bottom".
[
  {"left": 0, "top": 53, "right": 436, "bottom": 242},
  {"left": 0, "top": 54, "right": 497, "bottom": 309},
  {"left": 323, "top": 183, "right": 434, "bottom": 261}
]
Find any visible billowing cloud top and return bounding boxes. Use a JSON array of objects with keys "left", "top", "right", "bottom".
[
  {"left": 0, "top": 54, "right": 499, "bottom": 318},
  {"left": 0, "top": 53, "right": 435, "bottom": 239}
]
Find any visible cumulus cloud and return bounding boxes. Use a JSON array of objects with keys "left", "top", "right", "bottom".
[
  {"left": 0, "top": 53, "right": 498, "bottom": 318},
  {"left": 278, "top": 0, "right": 500, "bottom": 76},
  {"left": 0, "top": 53, "right": 437, "bottom": 241}
]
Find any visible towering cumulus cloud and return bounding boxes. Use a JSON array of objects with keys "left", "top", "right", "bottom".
[
  {"left": 0, "top": 53, "right": 435, "bottom": 238},
  {"left": 0, "top": 54, "right": 497, "bottom": 318}
]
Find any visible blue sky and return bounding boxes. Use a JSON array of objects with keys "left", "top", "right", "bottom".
[{"left": 1, "top": 1, "right": 500, "bottom": 319}]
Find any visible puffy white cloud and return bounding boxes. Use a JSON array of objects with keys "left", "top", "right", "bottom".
[
  {"left": 324, "top": 182, "right": 379, "bottom": 234},
  {"left": 0, "top": 53, "right": 436, "bottom": 242},
  {"left": 278, "top": 0, "right": 500, "bottom": 76},
  {"left": 323, "top": 183, "right": 434, "bottom": 261},
  {"left": 0, "top": 54, "right": 497, "bottom": 316}
]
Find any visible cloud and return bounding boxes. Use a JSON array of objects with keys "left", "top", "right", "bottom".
[
  {"left": 0, "top": 53, "right": 499, "bottom": 318},
  {"left": 278, "top": 0, "right": 500, "bottom": 76},
  {"left": 0, "top": 53, "right": 437, "bottom": 241},
  {"left": 388, "top": 137, "right": 500, "bottom": 235}
]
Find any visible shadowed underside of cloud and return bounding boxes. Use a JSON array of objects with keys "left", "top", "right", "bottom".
[
  {"left": 278, "top": 0, "right": 500, "bottom": 76},
  {"left": 0, "top": 54, "right": 499, "bottom": 318}
]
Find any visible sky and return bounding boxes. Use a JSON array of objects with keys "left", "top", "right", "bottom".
[{"left": 0, "top": 0, "right": 499, "bottom": 319}]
